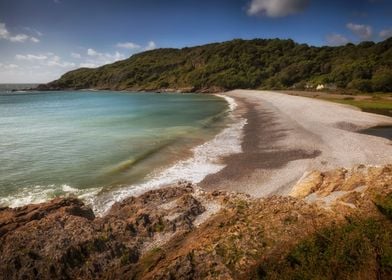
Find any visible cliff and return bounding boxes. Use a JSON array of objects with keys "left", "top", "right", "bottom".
[
  {"left": 38, "top": 38, "right": 392, "bottom": 93},
  {"left": 0, "top": 165, "right": 391, "bottom": 279}
]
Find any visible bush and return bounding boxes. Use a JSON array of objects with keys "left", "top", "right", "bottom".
[
  {"left": 348, "top": 79, "right": 373, "bottom": 92},
  {"left": 372, "top": 68, "right": 392, "bottom": 92},
  {"left": 256, "top": 218, "right": 392, "bottom": 279}
]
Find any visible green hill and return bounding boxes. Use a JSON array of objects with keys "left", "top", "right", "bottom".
[{"left": 39, "top": 38, "right": 392, "bottom": 93}]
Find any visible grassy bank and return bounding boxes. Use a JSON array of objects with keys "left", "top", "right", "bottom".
[
  {"left": 255, "top": 193, "right": 392, "bottom": 279},
  {"left": 256, "top": 217, "right": 392, "bottom": 279},
  {"left": 282, "top": 90, "right": 392, "bottom": 117},
  {"left": 321, "top": 98, "right": 392, "bottom": 117}
]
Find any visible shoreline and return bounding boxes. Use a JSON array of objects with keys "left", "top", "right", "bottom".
[
  {"left": 199, "top": 90, "right": 392, "bottom": 197},
  {"left": 2, "top": 89, "right": 392, "bottom": 215},
  {"left": 85, "top": 94, "right": 246, "bottom": 215},
  {"left": 0, "top": 91, "right": 236, "bottom": 214}
]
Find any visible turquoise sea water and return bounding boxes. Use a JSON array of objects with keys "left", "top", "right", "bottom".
[{"left": 0, "top": 90, "right": 229, "bottom": 209}]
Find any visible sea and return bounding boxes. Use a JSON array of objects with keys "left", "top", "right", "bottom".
[{"left": 0, "top": 87, "right": 245, "bottom": 215}]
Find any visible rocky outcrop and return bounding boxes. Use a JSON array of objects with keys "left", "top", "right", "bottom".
[
  {"left": 135, "top": 165, "right": 392, "bottom": 280},
  {"left": 291, "top": 164, "right": 392, "bottom": 214},
  {"left": 0, "top": 183, "right": 207, "bottom": 280},
  {"left": 0, "top": 165, "right": 391, "bottom": 279}
]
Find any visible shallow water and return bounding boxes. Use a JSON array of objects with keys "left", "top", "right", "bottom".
[
  {"left": 0, "top": 90, "right": 229, "bottom": 208},
  {"left": 360, "top": 126, "right": 392, "bottom": 140}
]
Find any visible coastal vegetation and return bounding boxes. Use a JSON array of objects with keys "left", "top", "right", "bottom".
[
  {"left": 284, "top": 90, "right": 392, "bottom": 117},
  {"left": 257, "top": 216, "right": 392, "bottom": 279},
  {"left": 322, "top": 97, "right": 392, "bottom": 117},
  {"left": 40, "top": 38, "right": 392, "bottom": 93}
]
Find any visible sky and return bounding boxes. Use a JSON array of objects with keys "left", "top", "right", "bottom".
[{"left": 0, "top": 0, "right": 391, "bottom": 83}]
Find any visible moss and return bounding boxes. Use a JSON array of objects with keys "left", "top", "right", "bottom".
[
  {"left": 120, "top": 249, "right": 139, "bottom": 265},
  {"left": 283, "top": 214, "right": 299, "bottom": 225},
  {"left": 235, "top": 200, "right": 249, "bottom": 213},
  {"left": 215, "top": 242, "right": 244, "bottom": 268},
  {"left": 154, "top": 218, "right": 166, "bottom": 232},
  {"left": 136, "top": 247, "right": 164, "bottom": 273},
  {"left": 374, "top": 193, "right": 392, "bottom": 219}
]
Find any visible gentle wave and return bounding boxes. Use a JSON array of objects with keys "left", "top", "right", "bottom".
[
  {"left": 0, "top": 184, "right": 102, "bottom": 208},
  {"left": 215, "top": 94, "right": 237, "bottom": 111},
  {"left": 103, "top": 139, "right": 176, "bottom": 176},
  {"left": 91, "top": 95, "right": 246, "bottom": 215},
  {"left": 0, "top": 95, "right": 245, "bottom": 215}
]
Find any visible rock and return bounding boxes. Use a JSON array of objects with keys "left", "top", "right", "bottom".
[
  {"left": 0, "top": 185, "right": 208, "bottom": 280},
  {"left": 0, "top": 197, "right": 94, "bottom": 238},
  {"left": 0, "top": 166, "right": 391, "bottom": 279},
  {"left": 290, "top": 171, "right": 323, "bottom": 198},
  {"left": 291, "top": 164, "right": 392, "bottom": 205}
]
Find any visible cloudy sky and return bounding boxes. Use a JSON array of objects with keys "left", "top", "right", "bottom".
[{"left": 0, "top": 0, "right": 391, "bottom": 83}]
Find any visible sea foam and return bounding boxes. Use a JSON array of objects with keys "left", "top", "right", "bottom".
[
  {"left": 0, "top": 95, "right": 246, "bottom": 215},
  {"left": 0, "top": 184, "right": 102, "bottom": 208},
  {"left": 91, "top": 95, "right": 246, "bottom": 215}
]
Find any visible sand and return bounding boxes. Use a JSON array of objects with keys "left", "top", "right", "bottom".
[{"left": 200, "top": 90, "right": 392, "bottom": 197}]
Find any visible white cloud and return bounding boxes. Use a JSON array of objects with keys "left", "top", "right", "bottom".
[
  {"left": 145, "top": 41, "right": 157, "bottom": 51},
  {"left": 247, "top": 0, "right": 309, "bottom": 17},
  {"left": 116, "top": 41, "right": 157, "bottom": 51},
  {"left": 15, "top": 53, "right": 75, "bottom": 68},
  {"left": 79, "top": 63, "right": 98, "bottom": 68},
  {"left": 0, "top": 22, "right": 40, "bottom": 43},
  {"left": 84, "top": 48, "right": 125, "bottom": 67},
  {"left": 87, "top": 48, "right": 125, "bottom": 61},
  {"left": 71, "top": 52, "right": 81, "bottom": 59},
  {"left": 325, "top": 33, "right": 350, "bottom": 46},
  {"left": 1, "top": 53, "right": 78, "bottom": 83},
  {"left": 9, "top": 34, "right": 29, "bottom": 43},
  {"left": 0, "top": 63, "right": 19, "bottom": 70},
  {"left": 346, "top": 23, "right": 372, "bottom": 40},
  {"left": 0, "top": 23, "right": 10, "bottom": 39},
  {"left": 379, "top": 28, "right": 392, "bottom": 40},
  {"left": 30, "top": 37, "right": 40, "bottom": 43},
  {"left": 46, "top": 55, "right": 76, "bottom": 68},
  {"left": 112, "top": 51, "right": 124, "bottom": 60},
  {"left": 87, "top": 48, "right": 99, "bottom": 56},
  {"left": 3, "top": 38, "right": 158, "bottom": 83},
  {"left": 23, "top": 27, "right": 43, "bottom": 37},
  {"left": 116, "top": 42, "right": 141, "bottom": 49},
  {"left": 76, "top": 42, "right": 156, "bottom": 70},
  {"left": 0, "top": 67, "right": 64, "bottom": 83},
  {"left": 16, "top": 54, "right": 48, "bottom": 61}
]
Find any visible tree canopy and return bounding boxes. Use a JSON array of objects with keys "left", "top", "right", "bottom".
[{"left": 40, "top": 38, "right": 392, "bottom": 93}]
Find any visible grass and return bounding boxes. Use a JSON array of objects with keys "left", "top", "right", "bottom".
[
  {"left": 253, "top": 192, "right": 392, "bottom": 280},
  {"left": 320, "top": 97, "right": 392, "bottom": 117},
  {"left": 255, "top": 218, "right": 392, "bottom": 280},
  {"left": 375, "top": 193, "right": 392, "bottom": 220},
  {"left": 133, "top": 247, "right": 163, "bottom": 276},
  {"left": 283, "top": 90, "right": 392, "bottom": 117}
]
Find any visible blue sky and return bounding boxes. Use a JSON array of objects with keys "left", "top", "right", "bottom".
[{"left": 0, "top": 0, "right": 391, "bottom": 83}]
